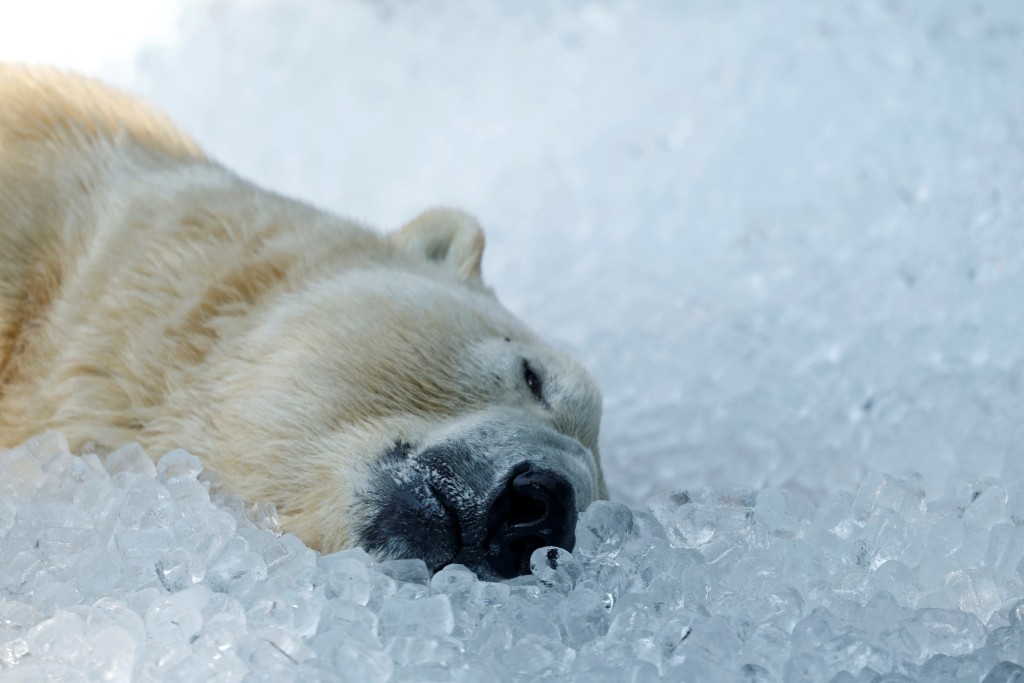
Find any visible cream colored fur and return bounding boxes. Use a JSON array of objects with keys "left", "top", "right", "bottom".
[{"left": 0, "top": 65, "right": 604, "bottom": 553}]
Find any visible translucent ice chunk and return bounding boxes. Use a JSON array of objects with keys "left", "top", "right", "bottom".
[
  {"left": 984, "top": 661, "right": 1024, "bottom": 683},
  {"left": 916, "top": 607, "right": 987, "bottom": 658},
  {"left": 575, "top": 501, "right": 637, "bottom": 560},
  {"left": 103, "top": 443, "right": 156, "bottom": 478},
  {"left": 498, "top": 633, "right": 575, "bottom": 676},
  {"left": 385, "top": 635, "right": 463, "bottom": 668},
  {"left": 84, "top": 626, "right": 135, "bottom": 681},
  {"left": 144, "top": 585, "right": 211, "bottom": 645},
  {"left": 325, "top": 557, "right": 372, "bottom": 605},
  {"left": 156, "top": 449, "right": 204, "bottom": 484},
  {"left": 247, "top": 500, "right": 281, "bottom": 534},
  {"left": 318, "top": 600, "right": 381, "bottom": 648},
  {"left": 86, "top": 598, "right": 147, "bottom": 646},
  {"left": 207, "top": 550, "right": 267, "bottom": 597},
  {"left": 965, "top": 486, "right": 1011, "bottom": 530},
  {"left": 851, "top": 471, "right": 926, "bottom": 522},
  {"left": 558, "top": 588, "right": 610, "bottom": 648},
  {"left": 0, "top": 494, "right": 18, "bottom": 537},
  {"left": 429, "top": 564, "right": 478, "bottom": 596},
  {"left": 156, "top": 547, "right": 206, "bottom": 593},
  {"left": 313, "top": 631, "right": 393, "bottom": 682},
  {"left": 381, "top": 558, "right": 430, "bottom": 585},
  {"left": 380, "top": 595, "right": 454, "bottom": 639},
  {"left": 530, "top": 546, "right": 582, "bottom": 592}
]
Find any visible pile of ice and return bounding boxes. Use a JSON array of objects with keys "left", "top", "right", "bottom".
[{"left": 4, "top": 432, "right": 1024, "bottom": 682}]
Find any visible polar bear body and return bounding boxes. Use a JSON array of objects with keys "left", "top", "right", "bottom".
[{"left": 0, "top": 66, "right": 604, "bottom": 576}]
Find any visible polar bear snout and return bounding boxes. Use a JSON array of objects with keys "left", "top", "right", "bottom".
[
  {"left": 354, "top": 416, "right": 600, "bottom": 578},
  {"left": 483, "top": 464, "right": 577, "bottom": 578}
]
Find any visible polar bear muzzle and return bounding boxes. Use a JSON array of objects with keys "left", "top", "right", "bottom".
[{"left": 353, "top": 416, "right": 600, "bottom": 579}]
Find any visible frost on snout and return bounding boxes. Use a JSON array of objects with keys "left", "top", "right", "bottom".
[{"left": 352, "top": 421, "right": 599, "bottom": 579}]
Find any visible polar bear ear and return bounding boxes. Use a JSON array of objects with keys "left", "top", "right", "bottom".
[{"left": 392, "top": 208, "right": 486, "bottom": 281}]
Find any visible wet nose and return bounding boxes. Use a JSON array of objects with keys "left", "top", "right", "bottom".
[{"left": 484, "top": 464, "right": 577, "bottom": 578}]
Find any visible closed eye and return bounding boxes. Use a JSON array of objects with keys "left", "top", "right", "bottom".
[{"left": 522, "top": 359, "right": 544, "bottom": 402}]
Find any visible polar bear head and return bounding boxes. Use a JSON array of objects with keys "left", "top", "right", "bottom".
[{"left": 196, "top": 209, "right": 605, "bottom": 578}]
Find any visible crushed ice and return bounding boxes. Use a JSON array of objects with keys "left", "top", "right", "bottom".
[{"left": 4, "top": 433, "right": 1024, "bottom": 682}]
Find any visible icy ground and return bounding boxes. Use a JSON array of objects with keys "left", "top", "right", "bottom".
[{"left": 2, "top": 0, "right": 1024, "bottom": 681}]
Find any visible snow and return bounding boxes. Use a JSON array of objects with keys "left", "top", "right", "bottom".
[{"left": 2, "top": 0, "right": 1024, "bottom": 680}]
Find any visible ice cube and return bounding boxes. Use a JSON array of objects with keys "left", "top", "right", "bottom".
[
  {"left": 984, "top": 661, "right": 1024, "bottom": 683},
  {"left": 380, "top": 595, "right": 454, "bottom": 639},
  {"left": 1009, "top": 599, "right": 1024, "bottom": 629},
  {"left": 144, "top": 585, "right": 211, "bottom": 645},
  {"left": 313, "top": 631, "right": 393, "bottom": 682},
  {"left": 262, "top": 533, "right": 317, "bottom": 584},
  {"left": 385, "top": 635, "right": 463, "bottom": 668},
  {"left": 156, "top": 449, "right": 204, "bottom": 484},
  {"left": 851, "top": 471, "right": 926, "bottom": 522},
  {"left": 498, "top": 633, "right": 575, "bottom": 676},
  {"left": 247, "top": 500, "right": 281, "bottom": 534},
  {"left": 916, "top": 607, "right": 987, "bottom": 658},
  {"left": 84, "top": 625, "right": 135, "bottom": 681},
  {"left": 575, "top": 501, "right": 637, "bottom": 560},
  {"left": 318, "top": 600, "right": 381, "bottom": 647},
  {"left": 0, "top": 494, "right": 18, "bottom": 537},
  {"left": 155, "top": 547, "right": 206, "bottom": 593},
  {"left": 86, "top": 598, "right": 147, "bottom": 646},
  {"left": 325, "top": 557, "right": 372, "bottom": 605},
  {"left": 558, "top": 588, "right": 610, "bottom": 648},
  {"left": 965, "top": 486, "right": 1010, "bottom": 530},
  {"left": 530, "top": 546, "right": 582, "bottom": 592},
  {"left": 24, "top": 611, "right": 85, "bottom": 659},
  {"left": 102, "top": 443, "right": 156, "bottom": 478},
  {"left": 429, "top": 564, "right": 478, "bottom": 596},
  {"left": 207, "top": 550, "right": 267, "bottom": 597},
  {"left": 381, "top": 558, "right": 430, "bottom": 585}
]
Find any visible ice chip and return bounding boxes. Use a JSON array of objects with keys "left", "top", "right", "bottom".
[
  {"left": 385, "top": 635, "right": 463, "bottom": 668},
  {"left": 851, "top": 471, "right": 926, "bottom": 522},
  {"left": 381, "top": 558, "right": 431, "bottom": 585},
  {"left": 166, "top": 479, "right": 211, "bottom": 511},
  {"left": 24, "top": 611, "right": 85, "bottom": 659},
  {"left": 575, "top": 501, "right": 637, "bottom": 560},
  {"left": 86, "top": 598, "right": 147, "bottom": 646},
  {"left": 313, "top": 632, "right": 393, "bottom": 682},
  {"left": 156, "top": 547, "right": 206, "bottom": 593},
  {"left": 318, "top": 600, "right": 381, "bottom": 647},
  {"left": 103, "top": 443, "right": 156, "bottom": 478},
  {"left": 247, "top": 500, "right": 281, "bottom": 534},
  {"left": 207, "top": 550, "right": 267, "bottom": 597},
  {"left": 145, "top": 585, "right": 211, "bottom": 645},
  {"left": 674, "top": 503, "right": 717, "bottom": 548},
  {"left": 917, "top": 607, "right": 986, "bottom": 657},
  {"left": 558, "top": 588, "right": 610, "bottom": 648},
  {"left": 0, "top": 494, "right": 18, "bottom": 537},
  {"left": 85, "top": 625, "right": 135, "bottom": 681},
  {"left": 429, "top": 564, "right": 478, "bottom": 596},
  {"left": 530, "top": 546, "right": 582, "bottom": 592},
  {"left": 498, "top": 633, "right": 575, "bottom": 676},
  {"left": 380, "top": 595, "right": 454, "bottom": 638},
  {"left": 156, "top": 449, "right": 204, "bottom": 484},
  {"left": 325, "top": 557, "right": 372, "bottom": 605},
  {"left": 965, "top": 486, "right": 1010, "bottom": 530},
  {"left": 1009, "top": 599, "right": 1024, "bottom": 629},
  {"left": 984, "top": 662, "right": 1024, "bottom": 683}
]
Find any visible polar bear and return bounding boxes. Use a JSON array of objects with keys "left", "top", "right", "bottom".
[{"left": 0, "top": 65, "right": 605, "bottom": 578}]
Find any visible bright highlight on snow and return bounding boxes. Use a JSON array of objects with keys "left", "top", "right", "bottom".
[{"left": 2, "top": 0, "right": 1023, "bottom": 681}]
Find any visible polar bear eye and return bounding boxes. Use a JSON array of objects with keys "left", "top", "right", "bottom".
[{"left": 522, "top": 360, "right": 544, "bottom": 402}]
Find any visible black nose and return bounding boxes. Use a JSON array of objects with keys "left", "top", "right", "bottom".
[{"left": 484, "top": 464, "right": 577, "bottom": 578}]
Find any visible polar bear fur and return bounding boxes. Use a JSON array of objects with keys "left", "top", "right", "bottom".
[{"left": 0, "top": 65, "right": 605, "bottom": 571}]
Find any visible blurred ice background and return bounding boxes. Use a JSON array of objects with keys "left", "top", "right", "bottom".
[{"left": 2, "top": 1, "right": 1024, "bottom": 681}]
